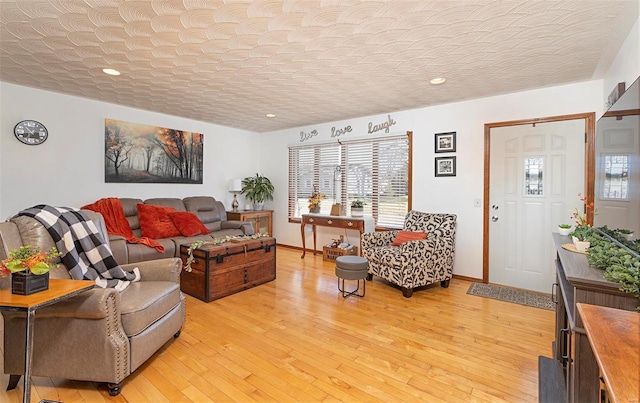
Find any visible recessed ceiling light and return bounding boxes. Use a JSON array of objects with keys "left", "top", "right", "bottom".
[
  {"left": 102, "top": 68, "right": 120, "bottom": 76},
  {"left": 430, "top": 77, "right": 446, "bottom": 85},
  {"left": 266, "top": 113, "right": 276, "bottom": 118}
]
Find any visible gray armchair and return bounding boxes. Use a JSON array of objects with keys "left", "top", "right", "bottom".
[
  {"left": 362, "top": 210, "right": 457, "bottom": 297},
  {"left": 0, "top": 210, "right": 186, "bottom": 396}
]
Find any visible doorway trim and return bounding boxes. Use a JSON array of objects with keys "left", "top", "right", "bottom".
[{"left": 482, "top": 112, "right": 596, "bottom": 283}]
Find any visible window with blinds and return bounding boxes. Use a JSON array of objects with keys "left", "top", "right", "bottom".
[{"left": 288, "top": 132, "right": 411, "bottom": 228}]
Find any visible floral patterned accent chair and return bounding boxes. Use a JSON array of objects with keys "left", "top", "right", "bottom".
[{"left": 362, "top": 210, "right": 457, "bottom": 298}]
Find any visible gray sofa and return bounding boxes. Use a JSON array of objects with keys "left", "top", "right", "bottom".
[
  {"left": 0, "top": 210, "right": 186, "bottom": 396},
  {"left": 108, "top": 196, "right": 254, "bottom": 264}
]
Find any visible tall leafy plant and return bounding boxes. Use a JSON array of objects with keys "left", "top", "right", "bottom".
[{"left": 241, "top": 173, "right": 274, "bottom": 205}]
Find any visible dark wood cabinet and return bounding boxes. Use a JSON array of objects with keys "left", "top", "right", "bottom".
[{"left": 539, "top": 234, "right": 638, "bottom": 402}]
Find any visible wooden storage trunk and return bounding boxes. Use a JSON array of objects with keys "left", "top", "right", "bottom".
[
  {"left": 179, "top": 237, "right": 276, "bottom": 302},
  {"left": 322, "top": 245, "right": 358, "bottom": 262}
]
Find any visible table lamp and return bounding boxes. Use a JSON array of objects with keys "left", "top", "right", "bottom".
[{"left": 228, "top": 179, "right": 243, "bottom": 211}]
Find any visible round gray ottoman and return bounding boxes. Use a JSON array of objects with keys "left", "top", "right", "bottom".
[{"left": 335, "top": 255, "right": 369, "bottom": 298}]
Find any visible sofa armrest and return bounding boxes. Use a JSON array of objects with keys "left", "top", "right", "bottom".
[
  {"left": 362, "top": 230, "right": 398, "bottom": 249},
  {"left": 24, "top": 287, "right": 119, "bottom": 319},
  {"left": 2, "top": 287, "right": 128, "bottom": 381},
  {"left": 122, "top": 257, "right": 182, "bottom": 283},
  {"left": 108, "top": 234, "right": 129, "bottom": 265},
  {"left": 221, "top": 220, "right": 255, "bottom": 235}
]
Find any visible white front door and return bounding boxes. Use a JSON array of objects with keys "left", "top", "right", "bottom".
[{"left": 489, "top": 120, "right": 585, "bottom": 293}]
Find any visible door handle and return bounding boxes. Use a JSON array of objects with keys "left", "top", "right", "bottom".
[{"left": 491, "top": 216, "right": 499, "bottom": 222}]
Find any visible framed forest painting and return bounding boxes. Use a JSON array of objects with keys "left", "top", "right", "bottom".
[{"left": 104, "top": 119, "right": 203, "bottom": 184}]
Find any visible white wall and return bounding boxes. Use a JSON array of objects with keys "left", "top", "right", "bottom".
[
  {"left": 602, "top": 4, "right": 640, "bottom": 98},
  {"left": 0, "top": 82, "right": 261, "bottom": 219},
  {"left": 260, "top": 80, "right": 604, "bottom": 280}
]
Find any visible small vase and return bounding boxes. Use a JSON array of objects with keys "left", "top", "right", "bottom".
[
  {"left": 558, "top": 226, "right": 572, "bottom": 236},
  {"left": 310, "top": 206, "right": 320, "bottom": 214},
  {"left": 11, "top": 271, "right": 50, "bottom": 296},
  {"left": 351, "top": 207, "right": 364, "bottom": 217},
  {"left": 574, "top": 240, "right": 590, "bottom": 253}
]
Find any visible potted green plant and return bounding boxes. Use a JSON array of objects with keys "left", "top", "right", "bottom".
[
  {"left": 615, "top": 228, "right": 635, "bottom": 241},
  {"left": 570, "top": 226, "right": 594, "bottom": 253},
  {"left": 350, "top": 200, "right": 365, "bottom": 217},
  {"left": 558, "top": 223, "right": 572, "bottom": 236},
  {"left": 241, "top": 173, "right": 274, "bottom": 211},
  {"left": 0, "top": 245, "right": 61, "bottom": 295}
]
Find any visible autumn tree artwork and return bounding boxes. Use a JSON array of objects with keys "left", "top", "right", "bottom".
[{"left": 105, "top": 119, "right": 203, "bottom": 184}]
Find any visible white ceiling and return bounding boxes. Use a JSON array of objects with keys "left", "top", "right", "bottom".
[{"left": 0, "top": 1, "right": 637, "bottom": 133}]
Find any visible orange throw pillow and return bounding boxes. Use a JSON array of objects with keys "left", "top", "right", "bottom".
[
  {"left": 137, "top": 204, "right": 181, "bottom": 239},
  {"left": 391, "top": 230, "right": 427, "bottom": 246},
  {"left": 170, "top": 211, "right": 211, "bottom": 237}
]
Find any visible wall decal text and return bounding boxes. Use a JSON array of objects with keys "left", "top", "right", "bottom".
[
  {"left": 300, "top": 129, "right": 318, "bottom": 142},
  {"left": 331, "top": 125, "right": 352, "bottom": 137},
  {"left": 368, "top": 114, "right": 396, "bottom": 134}
]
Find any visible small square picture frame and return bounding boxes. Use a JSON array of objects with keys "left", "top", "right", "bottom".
[
  {"left": 434, "top": 131, "right": 456, "bottom": 153},
  {"left": 435, "top": 156, "right": 456, "bottom": 177}
]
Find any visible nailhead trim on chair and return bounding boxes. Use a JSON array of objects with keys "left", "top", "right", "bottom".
[{"left": 104, "top": 293, "right": 129, "bottom": 382}]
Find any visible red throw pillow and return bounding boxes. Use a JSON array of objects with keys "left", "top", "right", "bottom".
[
  {"left": 137, "top": 204, "right": 181, "bottom": 239},
  {"left": 169, "top": 211, "right": 211, "bottom": 237},
  {"left": 391, "top": 230, "right": 427, "bottom": 246}
]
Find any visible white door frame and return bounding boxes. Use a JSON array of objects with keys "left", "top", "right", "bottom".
[{"left": 482, "top": 113, "right": 596, "bottom": 284}]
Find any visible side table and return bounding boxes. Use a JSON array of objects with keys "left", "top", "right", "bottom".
[
  {"left": 227, "top": 210, "right": 273, "bottom": 236},
  {"left": 0, "top": 279, "right": 94, "bottom": 403}
]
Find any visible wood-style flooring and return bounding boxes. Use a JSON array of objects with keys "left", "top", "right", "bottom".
[{"left": 1, "top": 246, "right": 554, "bottom": 402}]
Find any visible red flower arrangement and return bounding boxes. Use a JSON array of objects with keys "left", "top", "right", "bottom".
[{"left": 0, "top": 245, "right": 61, "bottom": 277}]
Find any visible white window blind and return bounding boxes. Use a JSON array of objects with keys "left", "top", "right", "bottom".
[{"left": 288, "top": 133, "right": 410, "bottom": 228}]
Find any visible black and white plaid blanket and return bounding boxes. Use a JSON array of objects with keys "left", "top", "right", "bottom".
[{"left": 16, "top": 205, "right": 140, "bottom": 291}]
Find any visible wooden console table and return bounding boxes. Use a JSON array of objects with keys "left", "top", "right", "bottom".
[
  {"left": 300, "top": 214, "right": 374, "bottom": 258},
  {"left": 577, "top": 303, "right": 639, "bottom": 403},
  {"left": 0, "top": 279, "right": 94, "bottom": 403}
]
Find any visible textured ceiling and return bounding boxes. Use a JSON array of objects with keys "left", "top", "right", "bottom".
[{"left": 0, "top": 1, "right": 637, "bottom": 133}]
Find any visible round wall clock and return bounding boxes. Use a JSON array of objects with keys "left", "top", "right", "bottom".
[{"left": 14, "top": 120, "right": 48, "bottom": 145}]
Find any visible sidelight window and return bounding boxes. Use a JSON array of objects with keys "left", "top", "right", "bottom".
[{"left": 602, "top": 154, "right": 629, "bottom": 200}]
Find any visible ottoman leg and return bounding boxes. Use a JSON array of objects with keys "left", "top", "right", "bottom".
[{"left": 337, "top": 277, "right": 365, "bottom": 298}]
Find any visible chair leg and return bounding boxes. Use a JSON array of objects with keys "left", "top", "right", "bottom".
[
  {"left": 107, "top": 382, "right": 122, "bottom": 396},
  {"left": 402, "top": 287, "right": 413, "bottom": 298},
  {"left": 440, "top": 279, "right": 450, "bottom": 288},
  {"left": 174, "top": 329, "right": 182, "bottom": 338},
  {"left": 366, "top": 273, "right": 373, "bottom": 281},
  {"left": 6, "top": 375, "right": 21, "bottom": 390}
]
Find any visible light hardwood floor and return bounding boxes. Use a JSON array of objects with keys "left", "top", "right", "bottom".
[{"left": 1, "top": 246, "right": 554, "bottom": 402}]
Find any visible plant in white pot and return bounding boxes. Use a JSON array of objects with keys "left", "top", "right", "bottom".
[
  {"left": 241, "top": 173, "right": 274, "bottom": 211},
  {"left": 350, "top": 200, "right": 365, "bottom": 217},
  {"left": 558, "top": 223, "right": 572, "bottom": 236},
  {"left": 570, "top": 226, "right": 591, "bottom": 252},
  {"left": 615, "top": 228, "right": 635, "bottom": 241}
]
